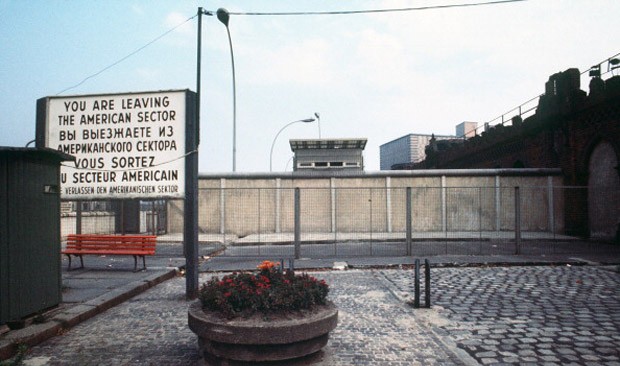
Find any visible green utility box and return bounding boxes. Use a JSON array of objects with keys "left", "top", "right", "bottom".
[{"left": 0, "top": 147, "right": 73, "bottom": 324}]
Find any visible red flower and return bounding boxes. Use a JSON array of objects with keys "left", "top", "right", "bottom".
[
  {"left": 257, "top": 260, "right": 278, "bottom": 271},
  {"left": 199, "top": 260, "right": 330, "bottom": 319}
]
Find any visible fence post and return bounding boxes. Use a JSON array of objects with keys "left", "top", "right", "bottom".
[
  {"left": 441, "top": 176, "right": 447, "bottom": 235},
  {"left": 120, "top": 201, "right": 125, "bottom": 235},
  {"left": 369, "top": 189, "right": 373, "bottom": 255},
  {"left": 547, "top": 176, "right": 555, "bottom": 238},
  {"left": 294, "top": 187, "right": 301, "bottom": 259},
  {"left": 330, "top": 178, "right": 336, "bottom": 234},
  {"left": 257, "top": 188, "right": 261, "bottom": 245},
  {"left": 495, "top": 176, "right": 501, "bottom": 232},
  {"left": 406, "top": 187, "right": 412, "bottom": 256},
  {"left": 76, "top": 201, "right": 82, "bottom": 235},
  {"left": 151, "top": 200, "right": 156, "bottom": 235},
  {"left": 414, "top": 258, "right": 420, "bottom": 308},
  {"left": 275, "top": 178, "right": 281, "bottom": 233},
  {"left": 220, "top": 179, "right": 226, "bottom": 235},
  {"left": 386, "top": 177, "right": 392, "bottom": 233},
  {"left": 515, "top": 186, "right": 521, "bottom": 255},
  {"left": 424, "top": 259, "right": 431, "bottom": 308}
]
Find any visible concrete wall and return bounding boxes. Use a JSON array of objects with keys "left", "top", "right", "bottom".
[
  {"left": 60, "top": 213, "right": 116, "bottom": 237},
  {"left": 168, "top": 169, "right": 565, "bottom": 237}
]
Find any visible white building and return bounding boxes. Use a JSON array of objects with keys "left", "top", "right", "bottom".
[
  {"left": 290, "top": 138, "right": 367, "bottom": 174},
  {"left": 380, "top": 122, "right": 478, "bottom": 170},
  {"left": 456, "top": 121, "right": 478, "bottom": 138},
  {"left": 380, "top": 134, "right": 455, "bottom": 170}
]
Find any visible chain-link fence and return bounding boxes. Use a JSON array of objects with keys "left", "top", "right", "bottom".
[
  {"left": 60, "top": 186, "right": 619, "bottom": 259},
  {"left": 60, "top": 199, "right": 167, "bottom": 237},
  {"left": 192, "top": 186, "right": 618, "bottom": 258}
]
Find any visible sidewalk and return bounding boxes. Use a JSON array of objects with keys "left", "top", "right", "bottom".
[
  {"left": 1, "top": 242, "right": 619, "bottom": 364},
  {"left": 0, "top": 242, "right": 214, "bottom": 360},
  {"left": 0, "top": 258, "right": 177, "bottom": 360},
  {"left": 13, "top": 263, "right": 620, "bottom": 365}
]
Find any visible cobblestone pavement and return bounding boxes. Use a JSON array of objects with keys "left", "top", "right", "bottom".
[
  {"left": 313, "top": 271, "right": 465, "bottom": 365},
  {"left": 21, "top": 271, "right": 464, "bottom": 366},
  {"left": 379, "top": 265, "right": 620, "bottom": 365},
  {"left": 20, "top": 266, "right": 620, "bottom": 366}
]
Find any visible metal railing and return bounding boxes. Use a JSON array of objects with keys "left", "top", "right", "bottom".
[{"left": 465, "top": 53, "right": 620, "bottom": 139}]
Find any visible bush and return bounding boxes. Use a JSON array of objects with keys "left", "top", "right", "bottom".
[{"left": 199, "top": 261, "right": 329, "bottom": 319}]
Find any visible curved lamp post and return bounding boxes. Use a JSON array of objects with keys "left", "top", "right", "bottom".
[
  {"left": 217, "top": 8, "right": 237, "bottom": 172},
  {"left": 270, "top": 118, "right": 315, "bottom": 172},
  {"left": 314, "top": 112, "right": 321, "bottom": 139}
]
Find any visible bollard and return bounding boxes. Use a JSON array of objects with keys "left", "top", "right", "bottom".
[
  {"left": 424, "top": 259, "right": 431, "bottom": 308},
  {"left": 412, "top": 258, "right": 431, "bottom": 309},
  {"left": 414, "top": 259, "right": 420, "bottom": 308}
]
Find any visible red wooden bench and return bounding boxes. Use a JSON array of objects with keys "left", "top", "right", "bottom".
[{"left": 62, "top": 234, "right": 157, "bottom": 271}]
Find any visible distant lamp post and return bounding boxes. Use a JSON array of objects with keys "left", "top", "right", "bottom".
[
  {"left": 314, "top": 112, "right": 321, "bottom": 139},
  {"left": 270, "top": 118, "right": 315, "bottom": 172},
  {"left": 285, "top": 155, "right": 294, "bottom": 172},
  {"left": 217, "top": 8, "right": 237, "bottom": 172}
]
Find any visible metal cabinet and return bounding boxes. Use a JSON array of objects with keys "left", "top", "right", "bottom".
[{"left": 0, "top": 147, "right": 73, "bottom": 324}]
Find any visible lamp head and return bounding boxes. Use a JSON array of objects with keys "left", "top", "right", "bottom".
[
  {"left": 217, "top": 8, "right": 230, "bottom": 26},
  {"left": 301, "top": 118, "right": 315, "bottom": 123}
]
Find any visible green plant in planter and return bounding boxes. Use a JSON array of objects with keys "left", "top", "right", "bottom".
[{"left": 199, "top": 260, "right": 329, "bottom": 319}]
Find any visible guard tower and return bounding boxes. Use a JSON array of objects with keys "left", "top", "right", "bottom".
[{"left": 290, "top": 138, "right": 367, "bottom": 174}]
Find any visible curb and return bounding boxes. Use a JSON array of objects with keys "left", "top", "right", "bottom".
[{"left": 0, "top": 269, "right": 177, "bottom": 361}]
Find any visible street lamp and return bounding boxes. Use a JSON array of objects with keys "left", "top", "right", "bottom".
[
  {"left": 217, "top": 8, "right": 237, "bottom": 172},
  {"left": 270, "top": 118, "right": 315, "bottom": 172},
  {"left": 314, "top": 112, "right": 321, "bottom": 139}
]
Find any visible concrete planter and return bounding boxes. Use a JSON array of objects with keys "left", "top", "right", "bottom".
[{"left": 188, "top": 301, "right": 338, "bottom": 364}]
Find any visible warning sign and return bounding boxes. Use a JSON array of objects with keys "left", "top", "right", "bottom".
[{"left": 37, "top": 90, "right": 192, "bottom": 199}]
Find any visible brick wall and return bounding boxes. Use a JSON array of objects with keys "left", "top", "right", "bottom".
[{"left": 408, "top": 70, "right": 620, "bottom": 240}]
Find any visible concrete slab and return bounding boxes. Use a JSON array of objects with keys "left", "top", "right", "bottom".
[
  {"left": 4, "top": 321, "right": 61, "bottom": 346},
  {"left": 51, "top": 305, "right": 98, "bottom": 328}
]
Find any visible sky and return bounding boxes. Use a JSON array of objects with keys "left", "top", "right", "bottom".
[{"left": 1, "top": 0, "right": 619, "bottom": 173}]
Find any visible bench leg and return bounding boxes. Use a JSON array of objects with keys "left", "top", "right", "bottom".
[
  {"left": 65, "top": 254, "right": 85, "bottom": 270},
  {"left": 132, "top": 256, "right": 147, "bottom": 272}
]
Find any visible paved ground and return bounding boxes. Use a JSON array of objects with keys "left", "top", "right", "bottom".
[
  {"left": 206, "top": 239, "right": 620, "bottom": 261},
  {"left": 380, "top": 266, "right": 620, "bottom": 365},
  {"left": 15, "top": 263, "right": 620, "bottom": 366}
]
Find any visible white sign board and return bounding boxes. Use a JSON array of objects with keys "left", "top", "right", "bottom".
[{"left": 40, "top": 90, "right": 188, "bottom": 199}]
